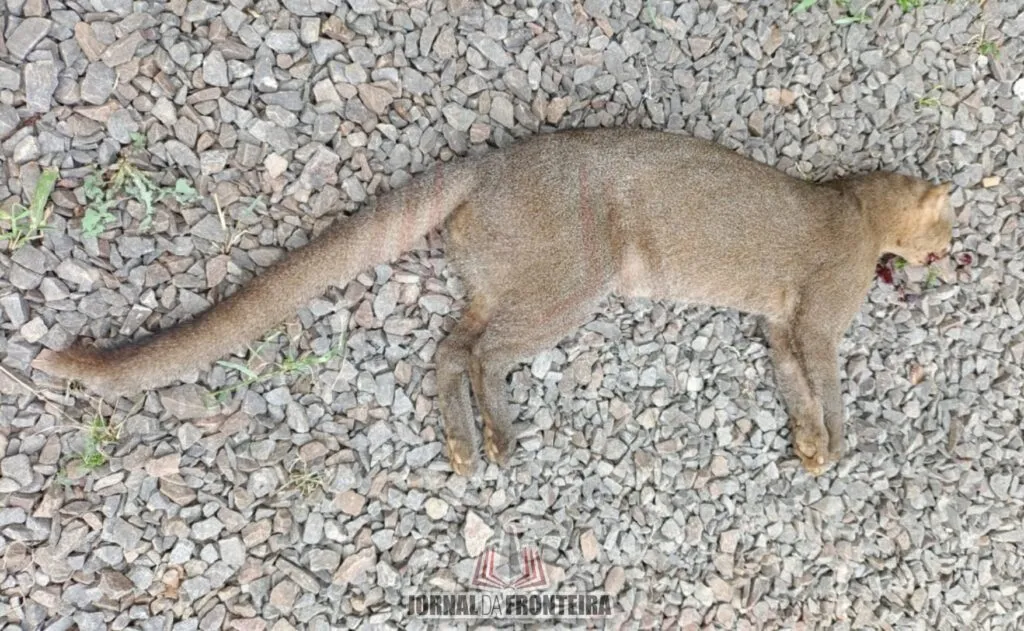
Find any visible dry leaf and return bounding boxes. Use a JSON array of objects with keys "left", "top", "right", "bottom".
[{"left": 909, "top": 364, "right": 926, "bottom": 385}]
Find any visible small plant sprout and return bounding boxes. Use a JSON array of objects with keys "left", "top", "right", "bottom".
[
  {"left": 977, "top": 39, "right": 1000, "bottom": 58},
  {"left": 82, "top": 170, "right": 118, "bottom": 236},
  {"left": 916, "top": 86, "right": 942, "bottom": 108},
  {"left": 832, "top": 0, "right": 881, "bottom": 25},
  {"left": 286, "top": 465, "right": 327, "bottom": 497},
  {"left": 644, "top": 1, "right": 658, "bottom": 23},
  {"left": 77, "top": 414, "right": 122, "bottom": 471},
  {"left": 0, "top": 167, "right": 58, "bottom": 250},
  {"left": 896, "top": 0, "right": 922, "bottom": 11},
  {"left": 792, "top": 0, "right": 818, "bottom": 13},
  {"left": 835, "top": 8, "right": 870, "bottom": 24}
]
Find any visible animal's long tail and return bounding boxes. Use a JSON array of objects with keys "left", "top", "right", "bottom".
[{"left": 33, "top": 162, "right": 477, "bottom": 396}]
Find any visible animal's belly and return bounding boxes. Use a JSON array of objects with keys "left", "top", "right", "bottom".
[{"left": 614, "top": 247, "right": 794, "bottom": 317}]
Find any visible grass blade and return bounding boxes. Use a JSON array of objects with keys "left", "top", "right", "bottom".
[
  {"left": 30, "top": 167, "right": 59, "bottom": 223},
  {"left": 216, "top": 360, "right": 260, "bottom": 380}
]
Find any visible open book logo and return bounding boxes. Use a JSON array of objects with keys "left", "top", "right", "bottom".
[{"left": 470, "top": 531, "right": 549, "bottom": 591}]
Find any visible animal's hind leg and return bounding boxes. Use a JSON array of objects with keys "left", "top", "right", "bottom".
[
  {"left": 435, "top": 299, "right": 489, "bottom": 475},
  {"left": 470, "top": 287, "right": 605, "bottom": 467}
]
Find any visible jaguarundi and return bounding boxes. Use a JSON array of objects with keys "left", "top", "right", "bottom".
[{"left": 33, "top": 128, "right": 955, "bottom": 475}]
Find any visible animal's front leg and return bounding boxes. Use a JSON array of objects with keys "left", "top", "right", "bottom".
[
  {"left": 796, "top": 327, "right": 845, "bottom": 465},
  {"left": 766, "top": 321, "right": 831, "bottom": 474}
]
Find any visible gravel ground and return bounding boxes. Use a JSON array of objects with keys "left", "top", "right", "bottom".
[{"left": 2, "top": 0, "right": 1023, "bottom": 628}]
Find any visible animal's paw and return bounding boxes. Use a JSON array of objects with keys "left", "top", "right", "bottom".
[
  {"left": 446, "top": 437, "right": 476, "bottom": 476},
  {"left": 827, "top": 430, "right": 845, "bottom": 464},
  {"left": 793, "top": 419, "right": 833, "bottom": 476},
  {"left": 483, "top": 424, "right": 511, "bottom": 466}
]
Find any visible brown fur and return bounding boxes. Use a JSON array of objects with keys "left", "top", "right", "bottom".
[{"left": 33, "top": 129, "right": 954, "bottom": 474}]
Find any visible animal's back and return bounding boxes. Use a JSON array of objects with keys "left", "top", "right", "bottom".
[{"left": 452, "top": 128, "right": 862, "bottom": 315}]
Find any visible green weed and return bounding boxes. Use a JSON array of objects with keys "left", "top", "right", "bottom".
[
  {"left": 835, "top": 8, "right": 871, "bottom": 24},
  {"left": 80, "top": 446, "right": 108, "bottom": 470},
  {"left": 77, "top": 415, "right": 121, "bottom": 471},
  {"left": 644, "top": 1, "right": 658, "bottom": 23},
  {"left": 213, "top": 336, "right": 347, "bottom": 399},
  {"left": 54, "top": 468, "right": 75, "bottom": 487},
  {"left": 897, "top": 0, "right": 923, "bottom": 10},
  {"left": 82, "top": 159, "right": 199, "bottom": 237},
  {"left": 977, "top": 39, "right": 1000, "bottom": 58},
  {"left": 793, "top": 0, "right": 883, "bottom": 21},
  {"left": 82, "top": 171, "right": 117, "bottom": 236},
  {"left": 916, "top": 86, "right": 943, "bottom": 108},
  {"left": 0, "top": 167, "right": 58, "bottom": 250},
  {"left": 285, "top": 466, "right": 327, "bottom": 497}
]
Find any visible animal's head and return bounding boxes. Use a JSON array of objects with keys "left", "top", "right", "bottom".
[
  {"left": 851, "top": 174, "right": 954, "bottom": 266},
  {"left": 888, "top": 179, "right": 953, "bottom": 265}
]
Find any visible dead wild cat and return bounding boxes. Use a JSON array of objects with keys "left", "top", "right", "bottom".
[{"left": 33, "top": 128, "right": 954, "bottom": 475}]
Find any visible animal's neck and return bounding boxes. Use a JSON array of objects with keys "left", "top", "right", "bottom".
[{"left": 837, "top": 174, "right": 906, "bottom": 255}]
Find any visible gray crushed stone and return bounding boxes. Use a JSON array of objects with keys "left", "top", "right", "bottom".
[{"left": 1, "top": 0, "right": 1022, "bottom": 628}]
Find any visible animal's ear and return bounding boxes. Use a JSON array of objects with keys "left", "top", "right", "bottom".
[{"left": 920, "top": 183, "right": 950, "bottom": 216}]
